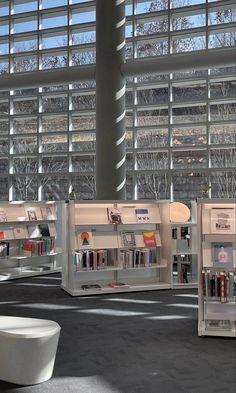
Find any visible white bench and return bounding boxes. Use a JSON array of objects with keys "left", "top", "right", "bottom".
[{"left": 0, "top": 316, "right": 60, "bottom": 385}]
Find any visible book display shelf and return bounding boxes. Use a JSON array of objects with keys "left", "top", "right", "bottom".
[
  {"left": 0, "top": 202, "right": 63, "bottom": 280},
  {"left": 61, "top": 200, "right": 172, "bottom": 296},
  {"left": 198, "top": 199, "right": 236, "bottom": 337},
  {"left": 171, "top": 201, "right": 198, "bottom": 289}
]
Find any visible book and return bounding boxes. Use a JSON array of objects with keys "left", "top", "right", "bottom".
[
  {"left": 0, "top": 241, "right": 10, "bottom": 257},
  {"left": 13, "top": 226, "right": 27, "bottom": 239},
  {"left": 27, "top": 225, "right": 41, "bottom": 238},
  {"left": 121, "top": 231, "right": 136, "bottom": 247},
  {"left": 212, "top": 242, "right": 233, "bottom": 268},
  {"left": 77, "top": 231, "right": 93, "bottom": 248},
  {"left": 108, "top": 282, "right": 129, "bottom": 288},
  {"left": 143, "top": 231, "right": 156, "bottom": 247},
  {"left": 176, "top": 239, "right": 189, "bottom": 253},
  {"left": 135, "top": 208, "right": 150, "bottom": 223},
  {"left": 107, "top": 207, "right": 122, "bottom": 224},
  {"left": 81, "top": 284, "right": 101, "bottom": 290},
  {"left": 26, "top": 207, "right": 38, "bottom": 221},
  {"left": 0, "top": 210, "right": 7, "bottom": 222},
  {"left": 40, "top": 206, "right": 55, "bottom": 220},
  {"left": 38, "top": 223, "right": 50, "bottom": 237},
  {"left": 48, "top": 223, "right": 56, "bottom": 237},
  {"left": 210, "top": 208, "right": 235, "bottom": 234}
]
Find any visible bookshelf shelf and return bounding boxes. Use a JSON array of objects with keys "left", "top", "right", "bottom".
[
  {"left": 198, "top": 199, "right": 236, "bottom": 338},
  {"left": 0, "top": 202, "right": 64, "bottom": 280},
  {"left": 61, "top": 200, "right": 172, "bottom": 296},
  {"left": 171, "top": 201, "right": 198, "bottom": 289}
]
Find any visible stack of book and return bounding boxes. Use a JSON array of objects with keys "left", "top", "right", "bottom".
[
  {"left": 74, "top": 249, "right": 108, "bottom": 271},
  {"left": 120, "top": 248, "right": 154, "bottom": 268}
]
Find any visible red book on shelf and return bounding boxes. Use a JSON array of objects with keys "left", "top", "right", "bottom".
[{"left": 220, "top": 272, "right": 226, "bottom": 303}]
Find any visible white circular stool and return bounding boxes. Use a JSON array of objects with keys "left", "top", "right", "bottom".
[{"left": 0, "top": 316, "right": 61, "bottom": 385}]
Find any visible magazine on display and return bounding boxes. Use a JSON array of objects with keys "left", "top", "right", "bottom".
[
  {"left": 211, "top": 242, "right": 233, "bottom": 268},
  {"left": 107, "top": 208, "right": 122, "bottom": 224}
]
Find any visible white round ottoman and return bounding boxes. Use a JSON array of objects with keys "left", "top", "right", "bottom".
[{"left": 0, "top": 316, "right": 61, "bottom": 385}]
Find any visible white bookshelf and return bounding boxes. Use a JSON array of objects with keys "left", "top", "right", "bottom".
[
  {"left": 61, "top": 200, "right": 172, "bottom": 296},
  {"left": 198, "top": 199, "right": 236, "bottom": 338},
  {"left": 0, "top": 201, "right": 64, "bottom": 280},
  {"left": 171, "top": 201, "right": 198, "bottom": 289}
]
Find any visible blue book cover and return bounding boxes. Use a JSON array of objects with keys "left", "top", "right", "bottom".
[{"left": 212, "top": 242, "right": 233, "bottom": 268}]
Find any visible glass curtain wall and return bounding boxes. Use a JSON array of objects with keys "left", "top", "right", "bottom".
[{"left": 0, "top": 0, "right": 235, "bottom": 201}]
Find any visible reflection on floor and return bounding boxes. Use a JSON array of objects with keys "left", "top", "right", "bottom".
[{"left": 0, "top": 273, "right": 235, "bottom": 393}]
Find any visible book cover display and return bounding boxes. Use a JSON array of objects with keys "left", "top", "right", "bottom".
[
  {"left": 77, "top": 231, "right": 93, "bottom": 248},
  {"left": 0, "top": 210, "right": 7, "bottom": 222},
  {"left": 121, "top": 231, "right": 136, "bottom": 247},
  {"left": 107, "top": 208, "right": 122, "bottom": 224},
  {"left": 143, "top": 231, "right": 157, "bottom": 247},
  {"left": 135, "top": 208, "right": 150, "bottom": 223},
  {"left": 0, "top": 242, "right": 10, "bottom": 257},
  {"left": 210, "top": 208, "right": 235, "bottom": 234},
  {"left": 211, "top": 242, "right": 233, "bottom": 268}
]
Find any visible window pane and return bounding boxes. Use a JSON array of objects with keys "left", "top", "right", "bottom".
[
  {"left": 172, "top": 126, "right": 207, "bottom": 146},
  {"left": 71, "top": 174, "right": 95, "bottom": 199},
  {"left": 41, "top": 135, "right": 68, "bottom": 153},
  {"left": 211, "top": 171, "right": 236, "bottom": 199},
  {"left": 172, "top": 172, "right": 208, "bottom": 201},
  {"left": 71, "top": 9, "right": 96, "bottom": 24},
  {"left": 172, "top": 150, "right": 207, "bottom": 169},
  {"left": 172, "top": 13, "right": 205, "bottom": 30},
  {"left": 14, "top": 0, "right": 37, "bottom": 14},
  {"left": 0, "top": 42, "right": 9, "bottom": 55},
  {"left": 172, "top": 105, "right": 206, "bottom": 123},
  {"left": 136, "top": 0, "right": 168, "bottom": 14},
  {"left": 137, "top": 87, "right": 168, "bottom": 104},
  {"left": 136, "top": 129, "right": 168, "bottom": 148},
  {"left": 42, "top": 52, "right": 67, "bottom": 69},
  {"left": 0, "top": 137, "right": 8, "bottom": 154},
  {"left": 210, "top": 124, "right": 236, "bottom": 145},
  {"left": 136, "top": 16, "right": 168, "bottom": 35},
  {"left": 210, "top": 80, "right": 236, "bottom": 99},
  {"left": 42, "top": 12, "right": 67, "bottom": 29},
  {"left": 13, "top": 117, "right": 37, "bottom": 134},
  {"left": 137, "top": 151, "right": 168, "bottom": 170},
  {"left": 41, "top": 115, "right": 68, "bottom": 132},
  {"left": 13, "top": 17, "right": 37, "bottom": 33},
  {"left": 210, "top": 148, "right": 236, "bottom": 168},
  {"left": 0, "top": 158, "right": 8, "bottom": 173},
  {"left": 71, "top": 113, "right": 96, "bottom": 130},
  {"left": 137, "top": 39, "right": 168, "bottom": 57},
  {"left": 0, "top": 101, "right": 9, "bottom": 114},
  {"left": 41, "top": 0, "right": 67, "bottom": 9},
  {"left": 209, "top": 9, "right": 236, "bottom": 25},
  {"left": 71, "top": 49, "right": 96, "bottom": 65},
  {"left": 13, "top": 98, "right": 38, "bottom": 114},
  {"left": 210, "top": 103, "right": 236, "bottom": 121},
  {"left": 0, "top": 59, "right": 9, "bottom": 74},
  {"left": 41, "top": 95, "right": 68, "bottom": 112},
  {"left": 41, "top": 156, "right": 68, "bottom": 172},
  {"left": 0, "top": 2, "right": 9, "bottom": 17},
  {"left": 71, "top": 133, "right": 95, "bottom": 151},
  {"left": 172, "top": 35, "right": 206, "bottom": 53},
  {"left": 13, "top": 36, "right": 37, "bottom": 53},
  {"left": 42, "top": 32, "right": 67, "bottom": 49},
  {"left": 41, "top": 175, "right": 68, "bottom": 200},
  {"left": 137, "top": 173, "right": 170, "bottom": 200},
  {"left": 0, "top": 118, "right": 9, "bottom": 135},
  {"left": 0, "top": 177, "right": 8, "bottom": 200},
  {"left": 13, "top": 156, "right": 38, "bottom": 173},
  {"left": 209, "top": 31, "right": 236, "bottom": 48},
  {"left": 12, "top": 176, "right": 38, "bottom": 200},
  {"left": 72, "top": 29, "right": 96, "bottom": 45},
  {"left": 72, "top": 93, "right": 96, "bottom": 110},
  {"left": 71, "top": 155, "right": 95, "bottom": 172},
  {"left": 137, "top": 108, "right": 168, "bottom": 126},
  {"left": 171, "top": 0, "right": 205, "bottom": 7},
  {"left": 13, "top": 55, "right": 37, "bottom": 72},
  {"left": 172, "top": 83, "right": 206, "bottom": 102},
  {"left": 12, "top": 137, "right": 37, "bottom": 154},
  {"left": 0, "top": 22, "right": 9, "bottom": 36}
]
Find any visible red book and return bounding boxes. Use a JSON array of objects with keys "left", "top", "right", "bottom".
[
  {"left": 220, "top": 272, "right": 226, "bottom": 303},
  {"left": 0, "top": 232, "right": 4, "bottom": 240}
]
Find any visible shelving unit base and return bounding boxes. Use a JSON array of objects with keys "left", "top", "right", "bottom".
[
  {"left": 1, "top": 267, "right": 62, "bottom": 281},
  {"left": 61, "top": 282, "right": 171, "bottom": 297},
  {"left": 198, "top": 322, "right": 236, "bottom": 338}
]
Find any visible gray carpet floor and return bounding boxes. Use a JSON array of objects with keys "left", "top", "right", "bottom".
[{"left": 0, "top": 273, "right": 235, "bottom": 393}]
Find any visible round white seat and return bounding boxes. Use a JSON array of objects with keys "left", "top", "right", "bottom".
[{"left": 0, "top": 316, "right": 61, "bottom": 385}]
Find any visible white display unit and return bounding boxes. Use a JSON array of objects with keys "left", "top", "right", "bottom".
[
  {"left": 61, "top": 200, "right": 172, "bottom": 296},
  {"left": 0, "top": 201, "right": 63, "bottom": 280},
  {"left": 171, "top": 201, "right": 198, "bottom": 289},
  {"left": 198, "top": 199, "right": 236, "bottom": 337}
]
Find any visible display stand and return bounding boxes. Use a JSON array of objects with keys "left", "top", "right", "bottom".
[
  {"left": 198, "top": 199, "right": 236, "bottom": 337},
  {"left": 61, "top": 200, "right": 172, "bottom": 296},
  {"left": 171, "top": 201, "right": 198, "bottom": 288},
  {"left": 0, "top": 201, "right": 63, "bottom": 280}
]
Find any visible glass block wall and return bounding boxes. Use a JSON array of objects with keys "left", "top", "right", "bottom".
[{"left": 0, "top": 0, "right": 235, "bottom": 201}]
